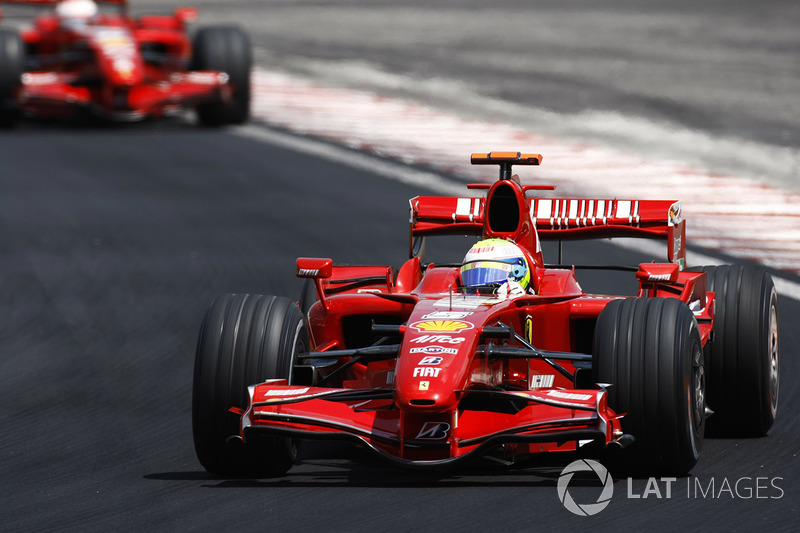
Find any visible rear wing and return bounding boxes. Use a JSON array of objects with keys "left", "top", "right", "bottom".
[{"left": 410, "top": 195, "right": 686, "bottom": 266}]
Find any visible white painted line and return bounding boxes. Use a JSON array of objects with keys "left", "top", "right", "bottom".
[{"left": 233, "top": 125, "right": 463, "bottom": 196}]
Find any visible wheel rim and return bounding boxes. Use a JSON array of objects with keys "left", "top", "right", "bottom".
[{"left": 768, "top": 293, "right": 779, "bottom": 417}]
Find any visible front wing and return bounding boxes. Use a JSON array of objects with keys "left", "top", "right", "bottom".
[
  {"left": 237, "top": 381, "right": 626, "bottom": 467},
  {"left": 18, "top": 71, "right": 231, "bottom": 121}
]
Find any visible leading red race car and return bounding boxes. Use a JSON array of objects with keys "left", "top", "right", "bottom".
[
  {"left": 0, "top": 0, "right": 250, "bottom": 126},
  {"left": 192, "top": 152, "right": 779, "bottom": 477}
]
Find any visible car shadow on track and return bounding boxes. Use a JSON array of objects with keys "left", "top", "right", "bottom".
[
  {"left": 144, "top": 442, "right": 616, "bottom": 489},
  {"left": 0, "top": 112, "right": 220, "bottom": 134}
]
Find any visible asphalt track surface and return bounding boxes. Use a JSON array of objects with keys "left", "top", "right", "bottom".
[{"left": 2, "top": 1, "right": 799, "bottom": 532}]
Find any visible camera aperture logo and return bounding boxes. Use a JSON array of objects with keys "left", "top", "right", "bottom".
[{"left": 557, "top": 459, "right": 614, "bottom": 516}]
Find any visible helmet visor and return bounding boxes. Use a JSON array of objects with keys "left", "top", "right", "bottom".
[{"left": 461, "top": 260, "right": 516, "bottom": 288}]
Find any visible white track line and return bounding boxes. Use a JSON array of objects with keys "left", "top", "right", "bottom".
[{"left": 239, "top": 68, "right": 800, "bottom": 299}]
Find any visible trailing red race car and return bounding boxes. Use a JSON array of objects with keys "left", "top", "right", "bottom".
[
  {"left": 192, "top": 152, "right": 780, "bottom": 477},
  {"left": 0, "top": 0, "right": 250, "bottom": 126}
]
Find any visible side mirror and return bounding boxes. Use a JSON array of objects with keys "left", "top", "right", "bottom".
[
  {"left": 296, "top": 258, "right": 333, "bottom": 279},
  {"left": 296, "top": 258, "right": 333, "bottom": 311},
  {"left": 174, "top": 7, "right": 198, "bottom": 23}
]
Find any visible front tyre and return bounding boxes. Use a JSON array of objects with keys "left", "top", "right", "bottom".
[
  {"left": 594, "top": 297, "right": 705, "bottom": 476},
  {"left": 691, "top": 265, "right": 779, "bottom": 436},
  {"left": 192, "top": 294, "right": 308, "bottom": 477},
  {"left": 190, "top": 26, "right": 252, "bottom": 126}
]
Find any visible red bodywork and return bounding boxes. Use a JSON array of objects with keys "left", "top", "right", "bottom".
[
  {"left": 240, "top": 152, "right": 714, "bottom": 467},
  {"left": 2, "top": 0, "right": 233, "bottom": 121}
]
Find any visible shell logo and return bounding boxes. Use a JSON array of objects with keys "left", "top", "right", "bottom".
[{"left": 409, "top": 320, "right": 474, "bottom": 333}]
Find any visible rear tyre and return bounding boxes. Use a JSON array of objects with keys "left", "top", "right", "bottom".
[
  {"left": 192, "top": 294, "right": 308, "bottom": 477},
  {"left": 0, "top": 28, "right": 24, "bottom": 128},
  {"left": 594, "top": 297, "right": 705, "bottom": 476},
  {"left": 190, "top": 26, "right": 252, "bottom": 126},
  {"left": 689, "top": 265, "right": 779, "bottom": 436}
]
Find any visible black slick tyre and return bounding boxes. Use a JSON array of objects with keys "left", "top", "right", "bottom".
[
  {"left": 0, "top": 28, "right": 24, "bottom": 128},
  {"left": 690, "top": 265, "right": 779, "bottom": 436},
  {"left": 192, "top": 294, "right": 308, "bottom": 477},
  {"left": 190, "top": 26, "right": 252, "bottom": 126},
  {"left": 594, "top": 297, "right": 705, "bottom": 476}
]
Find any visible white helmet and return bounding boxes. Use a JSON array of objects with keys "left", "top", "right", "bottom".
[
  {"left": 56, "top": 0, "right": 98, "bottom": 20},
  {"left": 460, "top": 238, "right": 530, "bottom": 293}
]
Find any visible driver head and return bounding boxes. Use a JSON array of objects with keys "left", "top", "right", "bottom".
[
  {"left": 56, "top": 0, "right": 98, "bottom": 21},
  {"left": 460, "top": 238, "right": 530, "bottom": 293}
]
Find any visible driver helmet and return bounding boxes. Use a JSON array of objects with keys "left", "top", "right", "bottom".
[
  {"left": 55, "top": 0, "right": 98, "bottom": 20},
  {"left": 460, "top": 238, "right": 530, "bottom": 293}
]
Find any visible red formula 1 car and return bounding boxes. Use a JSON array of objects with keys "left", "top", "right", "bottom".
[
  {"left": 192, "top": 152, "right": 780, "bottom": 477},
  {"left": 0, "top": 0, "right": 250, "bottom": 126}
]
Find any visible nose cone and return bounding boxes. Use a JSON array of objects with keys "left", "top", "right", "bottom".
[
  {"left": 90, "top": 29, "right": 145, "bottom": 86},
  {"left": 107, "top": 57, "right": 144, "bottom": 86},
  {"left": 394, "top": 345, "right": 470, "bottom": 413}
]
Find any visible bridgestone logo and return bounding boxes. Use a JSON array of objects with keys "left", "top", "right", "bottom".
[
  {"left": 416, "top": 422, "right": 450, "bottom": 440},
  {"left": 297, "top": 269, "right": 319, "bottom": 276}
]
